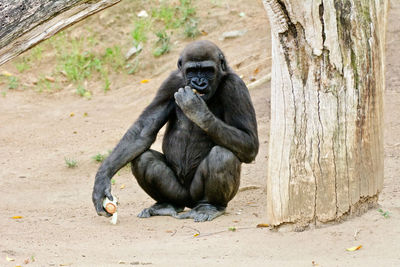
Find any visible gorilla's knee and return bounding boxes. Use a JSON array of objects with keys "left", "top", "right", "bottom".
[
  {"left": 207, "top": 146, "right": 240, "bottom": 170},
  {"left": 196, "top": 146, "right": 241, "bottom": 206},
  {"left": 131, "top": 150, "right": 164, "bottom": 179}
]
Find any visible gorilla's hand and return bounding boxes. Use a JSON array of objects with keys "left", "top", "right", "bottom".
[
  {"left": 92, "top": 176, "right": 113, "bottom": 217},
  {"left": 174, "top": 86, "right": 212, "bottom": 126}
]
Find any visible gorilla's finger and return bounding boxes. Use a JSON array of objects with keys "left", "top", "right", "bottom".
[
  {"left": 95, "top": 199, "right": 113, "bottom": 217},
  {"left": 184, "top": 86, "right": 195, "bottom": 96},
  {"left": 105, "top": 187, "right": 113, "bottom": 201},
  {"left": 97, "top": 209, "right": 112, "bottom": 217},
  {"left": 174, "top": 93, "right": 183, "bottom": 106}
]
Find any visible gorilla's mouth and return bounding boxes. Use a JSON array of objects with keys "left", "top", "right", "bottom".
[{"left": 192, "top": 89, "right": 205, "bottom": 97}]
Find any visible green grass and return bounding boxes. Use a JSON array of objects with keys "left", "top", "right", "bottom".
[
  {"left": 153, "top": 31, "right": 171, "bottom": 57},
  {"left": 184, "top": 18, "right": 200, "bottom": 38},
  {"left": 30, "top": 46, "right": 43, "bottom": 61},
  {"left": 6, "top": 76, "right": 19, "bottom": 89},
  {"left": 76, "top": 85, "right": 92, "bottom": 99},
  {"left": 378, "top": 208, "right": 390, "bottom": 218},
  {"left": 64, "top": 157, "right": 78, "bottom": 168},
  {"left": 151, "top": 0, "right": 197, "bottom": 30},
  {"left": 131, "top": 18, "right": 151, "bottom": 47},
  {"left": 15, "top": 60, "right": 30, "bottom": 73},
  {"left": 152, "top": 4, "right": 176, "bottom": 29},
  {"left": 4, "top": 0, "right": 201, "bottom": 97},
  {"left": 92, "top": 152, "right": 108, "bottom": 163},
  {"left": 53, "top": 36, "right": 123, "bottom": 94}
]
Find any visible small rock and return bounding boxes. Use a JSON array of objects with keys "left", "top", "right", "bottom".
[
  {"left": 219, "top": 29, "right": 248, "bottom": 41},
  {"left": 125, "top": 44, "right": 143, "bottom": 60},
  {"left": 137, "top": 10, "right": 149, "bottom": 18}
]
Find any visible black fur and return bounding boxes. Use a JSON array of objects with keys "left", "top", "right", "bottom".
[{"left": 92, "top": 40, "right": 259, "bottom": 222}]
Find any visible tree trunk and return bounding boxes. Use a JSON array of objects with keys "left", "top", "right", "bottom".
[
  {"left": 0, "top": 0, "right": 121, "bottom": 66},
  {"left": 263, "top": 0, "right": 388, "bottom": 228}
]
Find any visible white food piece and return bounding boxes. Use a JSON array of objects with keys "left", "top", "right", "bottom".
[{"left": 103, "top": 195, "right": 118, "bottom": 224}]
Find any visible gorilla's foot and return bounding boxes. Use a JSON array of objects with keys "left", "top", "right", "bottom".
[
  {"left": 174, "top": 203, "right": 225, "bottom": 222},
  {"left": 138, "top": 203, "right": 184, "bottom": 218}
]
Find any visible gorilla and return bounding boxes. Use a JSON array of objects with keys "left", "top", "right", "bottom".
[{"left": 92, "top": 40, "right": 259, "bottom": 222}]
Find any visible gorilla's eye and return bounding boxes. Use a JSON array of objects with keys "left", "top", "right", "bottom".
[{"left": 186, "top": 67, "right": 215, "bottom": 80}]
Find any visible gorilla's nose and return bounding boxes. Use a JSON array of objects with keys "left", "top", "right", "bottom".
[{"left": 191, "top": 77, "right": 208, "bottom": 91}]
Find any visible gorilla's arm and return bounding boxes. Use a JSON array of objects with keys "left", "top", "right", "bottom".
[
  {"left": 174, "top": 74, "right": 258, "bottom": 163},
  {"left": 92, "top": 71, "right": 181, "bottom": 216}
]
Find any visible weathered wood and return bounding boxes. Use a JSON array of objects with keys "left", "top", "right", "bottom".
[
  {"left": 263, "top": 0, "right": 388, "bottom": 228},
  {"left": 0, "top": 0, "right": 121, "bottom": 66}
]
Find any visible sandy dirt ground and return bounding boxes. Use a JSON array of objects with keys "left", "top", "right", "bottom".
[{"left": 1, "top": 1, "right": 399, "bottom": 266}]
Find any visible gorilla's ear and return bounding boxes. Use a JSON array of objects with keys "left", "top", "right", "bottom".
[
  {"left": 219, "top": 53, "right": 227, "bottom": 72},
  {"left": 177, "top": 57, "right": 182, "bottom": 70}
]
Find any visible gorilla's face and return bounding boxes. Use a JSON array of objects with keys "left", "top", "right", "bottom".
[
  {"left": 178, "top": 40, "right": 227, "bottom": 101},
  {"left": 182, "top": 60, "right": 217, "bottom": 101}
]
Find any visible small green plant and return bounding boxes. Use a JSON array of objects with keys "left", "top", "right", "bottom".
[
  {"left": 30, "top": 46, "right": 43, "bottom": 61},
  {"left": 152, "top": 4, "right": 176, "bottom": 29},
  {"left": 127, "top": 58, "right": 140, "bottom": 75},
  {"left": 378, "top": 208, "right": 390, "bottom": 218},
  {"left": 65, "top": 157, "right": 78, "bottom": 168},
  {"left": 62, "top": 51, "right": 97, "bottom": 82},
  {"left": 15, "top": 60, "right": 30, "bottom": 73},
  {"left": 153, "top": 31, "right": 171, "bottom": 57},
  {"left": 178, "top": 0, "right": 196, "bottom": 23},
  {"left": 76, "top": 85, "right": 92, "bottom": 99},
  {"left": 35, "top": 76, "right": 58, "bottom": 92},
  {"left": 131, "top": 19, "right": 150, "bottom": 46},
  {"left": 184, "top": 18, "right": 200, "bottom": 38},
  {"left": 8, "top": 76, "right": 19, "bottom": 89},
  {"left": 103, "top": 46, "right": 125, "bottom": 71},
  {"left": 111, "top": 178, "right": 116, "bottom": 185},
  {"left": 92, "top": 153, "right": 108, "bottom": 163}
]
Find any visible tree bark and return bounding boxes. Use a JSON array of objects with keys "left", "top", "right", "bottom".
[
  {"left": 263, "top": 0, "right": 388, "bottom": 228},
  {"left": 0, "top": 0, "right": 121, "bottom": 66}
]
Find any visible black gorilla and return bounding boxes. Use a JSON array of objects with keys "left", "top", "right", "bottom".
[{"left": 92, "top": 40, "right": 259, "bottom": 222}]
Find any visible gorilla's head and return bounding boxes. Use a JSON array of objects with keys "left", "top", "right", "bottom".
[{"left": 178, "top": 40, "right": 227, "bottom": 101}]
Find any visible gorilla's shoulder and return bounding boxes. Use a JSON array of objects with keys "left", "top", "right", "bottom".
[
  {"left": 159, "top": 70, "right": 185, "bottom": 91},
  {"left": 221, "top": 72, "right": 248, "bottom": 90}
]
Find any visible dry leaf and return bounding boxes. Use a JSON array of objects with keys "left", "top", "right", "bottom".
[
  {"left": 70, "top": 112, "right": 75, "bottom": 117},
  {"left": 6, "top": 256, "right": 15, "bottom": 261},
  {"left": 201, "top": 30, "right": 208, "bottom": 36},
  {"left": 120, "top": 184, "right": 126, "bottom": 189},
  {"left": 256, "top": 223, "right": 269, "bottom": 228},
  {"left": 253, "top": 67, "right": 260, "bottom": 75},
  {"left": 228, "top": 226, "right": 236, "bottom": 232},
  {"left": 193, "top": 233, "right": 199, "bottom": 237},
  {"left": 140, "top": 79, "right": 150, "bottom": 84},
  {"left": 11, "top": 216, "right": 23, "bottom": 219},
  {"left": 83, "top": 112, "right": 88, "bottom": 117},
  {"left": 346, "top": 245, "right": 362, "bottom": 251}
]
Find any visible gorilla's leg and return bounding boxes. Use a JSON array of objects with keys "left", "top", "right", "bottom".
[
  {"left": 176, "top": 146, "right": 241, "bottom": 222},
  {"left": 131, "top": 149, "right": 188, "bottom": 218}
]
